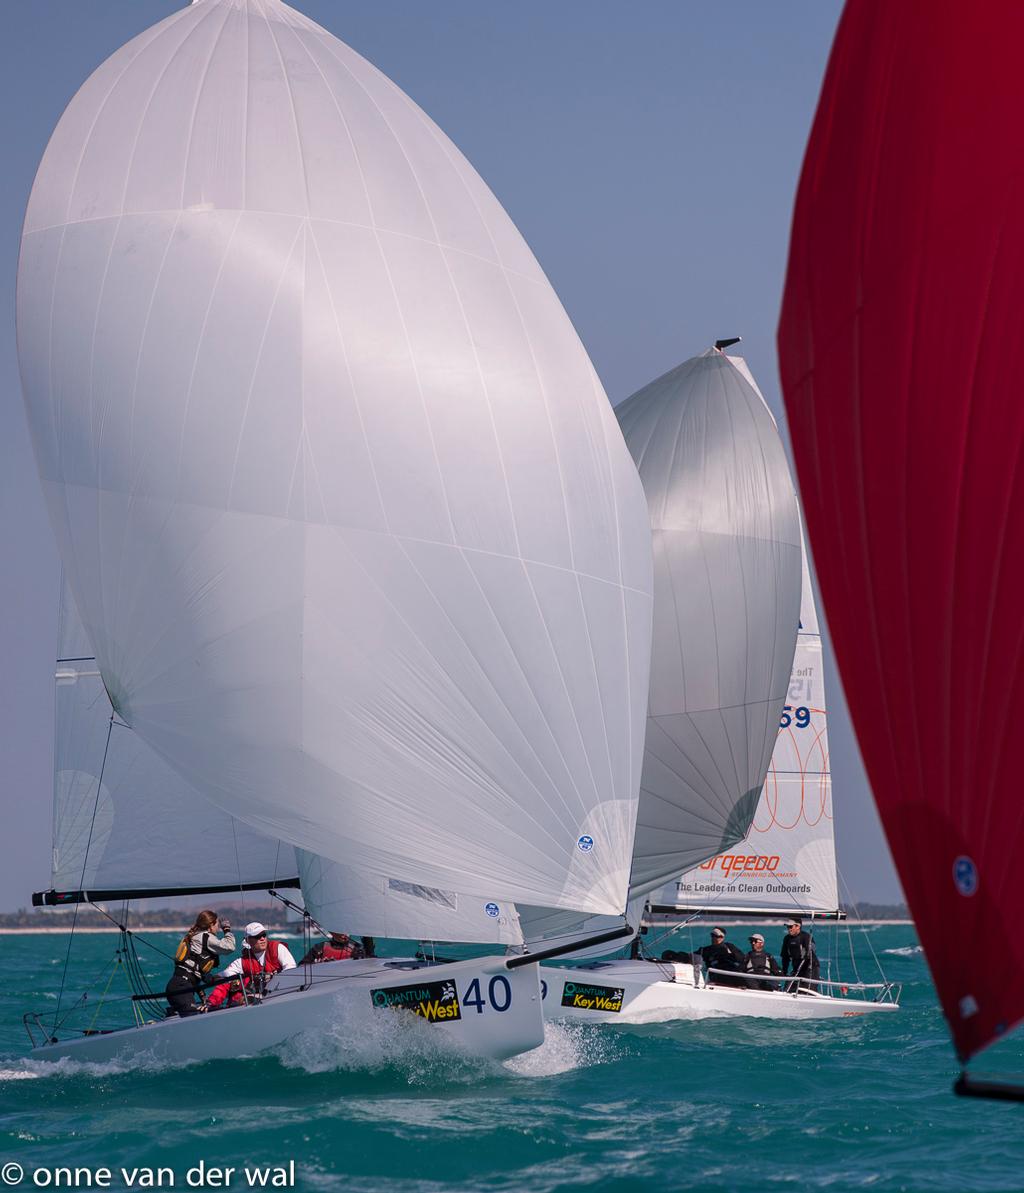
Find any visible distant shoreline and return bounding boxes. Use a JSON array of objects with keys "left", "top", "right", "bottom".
[
  {"left": 0, "top": 920, "right": 915, "bottom": 935},
  {"left": 0, "top": 926, "right": 299, "bottom": 935}
]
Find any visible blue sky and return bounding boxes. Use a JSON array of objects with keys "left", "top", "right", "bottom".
[{"left": 0, "top": 0, "right": 903, "bottom": 910}]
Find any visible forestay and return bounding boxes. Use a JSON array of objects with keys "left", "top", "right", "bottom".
[
  {"left": 47, "top": 576, "right": 296, "bottom": 903},
  {"left": 17, "top": 0, "right": 653, "bottom": 916},
  {"left": 614, "top": 350, "right": 802, "bottom": 897},
  {"left": 657, "top": 540, "right": 839, "bottom": 915},
  {"left": 779, "top": 0, "right": 1024, "bottom": 1061}
]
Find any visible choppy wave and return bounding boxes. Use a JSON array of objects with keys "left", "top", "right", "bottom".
[{"left": 3, "top": 926, "right": 1023, "bottom": 1192}]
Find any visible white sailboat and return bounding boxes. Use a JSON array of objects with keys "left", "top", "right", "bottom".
[
  {"left": 539, "top": 348, "right": 897, "bottom": 1025},
  {"left": 17, "top": 0, "right": 654, "bottom": 1064},
  {"left": 27, "top": 578, "right": 547, "bottom": 1064}
]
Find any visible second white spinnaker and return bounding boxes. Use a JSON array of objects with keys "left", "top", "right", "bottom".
[{"left": 652, "top": 542, "right": 839, "bottom": 917}]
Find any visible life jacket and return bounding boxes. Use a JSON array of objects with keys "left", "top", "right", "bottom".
[
  {"left": 239, "top": 939, "right": 286, "bottom": 980},
  {"left": 173, "top": 932, "right": 218, "bottom": 983},
  {"left": 320, "top": 941, "right": 356, "bottom": 961},
  {"left": 746, "top": 951, "right": 773, "bottom": 973}
]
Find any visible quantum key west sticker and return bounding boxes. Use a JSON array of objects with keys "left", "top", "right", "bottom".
[
  {"left": 560, "top": 980, "right": 624, "bottom": 1013},
  {"left": 370, "top": 979, "right": 462, "bottom": 1022}
]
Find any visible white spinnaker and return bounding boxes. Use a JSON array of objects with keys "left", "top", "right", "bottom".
[
  {"left": 660, "top": 544, "right": 839, "bottom": 913},
  {"left": 614, "top": 350, "right": 802, "bottom": 897},
  {"left": 52, "top": 577, "right": 296, "bottom": 898},
  {"left": 17, "top": 0, "right": 652, "bottom": 916},
  {"left": 519, "top": 350, "right": 801, "bottom": 952},
  {"left": 297, "top": 851, "right": 522, "bottom": 946}
]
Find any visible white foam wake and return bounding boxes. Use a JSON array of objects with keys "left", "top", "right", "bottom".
[
  {"left": 275, "top": 991, "right": 496, "bottom": 1084},
  {"left": 504, "top": 1019, "right": 620, "bottom": 1078}
]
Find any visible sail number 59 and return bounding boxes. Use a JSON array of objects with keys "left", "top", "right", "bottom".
[
  {"left": 463, "top": 975, "right": 513, "bottom": 1013},
  {"left": 779, "top": 705, "right": 811, "bottom": 729}
]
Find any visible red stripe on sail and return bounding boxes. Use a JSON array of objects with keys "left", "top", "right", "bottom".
[{"left": 778, "top": 0, "right": 1024, "bottom": 1062}]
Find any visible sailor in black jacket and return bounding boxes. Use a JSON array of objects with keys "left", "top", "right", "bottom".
[
  {"left": 743, "top": 933, "right": 782, "bottom": 991},
  {"left": 780, "top": 917, "right": 820, "bottom": 991},
  {"left": 697, "top": 927, "right": 745, "bottom": 987}
]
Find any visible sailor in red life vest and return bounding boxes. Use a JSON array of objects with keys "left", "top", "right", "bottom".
[
  {"left": 206, "top": 922, "right": 297, "bottom": 1009},
  {"left": 299, "top": 931, "right": 365, "bottom": 965}
]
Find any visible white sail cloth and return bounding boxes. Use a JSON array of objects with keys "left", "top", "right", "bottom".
[
  {"left": 52, "top": 578, "right": 296, "bottom": 899},
  {"left": 17, "top": 0, "right": 653, "bottom": 916},
  {"left": 614, "top": 350, "right": 802, "bottom": 897},
  {"left": 518, "top": 350, "right": 801, "bottom": 954},
  {"left": 662, "top": 540, "right": 839, "bottom": 913},
  {"left": 516, "top": 896, "right": 645, "bottom": 959},
  {"left": 297, "top": 851, "right": 522, "bottom": 946},
  {"left": 54, "top": 575, "right": 523, "bottom": 942}
]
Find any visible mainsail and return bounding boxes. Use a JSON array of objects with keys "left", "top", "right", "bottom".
[
  {"left": 46, "top": 575, "right": 296, "bottom": 904},
  {"left": 17, "top": 0, "right": 653, "bottom": 918},
  {"left": 778, "top": 0, "right": 1024, "bottom": 1062},
  {"left": 654, "top": 541, "right": 839, "bottom": 916}
]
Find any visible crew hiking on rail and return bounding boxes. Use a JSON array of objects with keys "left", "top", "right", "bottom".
[{"left": 165, "top": 911, "right": 235, "bottom": 1016}]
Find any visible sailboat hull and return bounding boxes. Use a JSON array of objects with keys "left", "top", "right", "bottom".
[
  {"left": 31, "top": 958, "right": 543, "bottom": 1066},
  {"left": 540, "top": 960, "right": 899, "bottom": 1024}
]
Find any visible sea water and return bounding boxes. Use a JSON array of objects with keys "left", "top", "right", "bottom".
[{"left": 1, "top": 926, "right": 1021, "bottom": 1193}]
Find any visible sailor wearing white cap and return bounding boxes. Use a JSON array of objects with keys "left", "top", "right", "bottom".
[
  {"left": 743, "top": 932, "right": 782, "bottom": 991},
  {"left": 206, "top": 921, "right": 296, "bottom": 1009}
]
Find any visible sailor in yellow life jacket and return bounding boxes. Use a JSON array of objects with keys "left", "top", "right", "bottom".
[{"left": 165, "top": 911, "right": 236, "bottom": 1016}]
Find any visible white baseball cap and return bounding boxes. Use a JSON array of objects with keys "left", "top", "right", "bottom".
[{"left": 245, "top": 922, "right": 267, "bottom": 937}]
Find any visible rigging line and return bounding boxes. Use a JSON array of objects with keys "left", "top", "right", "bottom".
[
  {"left": 53, "top": 714, "right": 115, "bottom": 1033},
  {"left": 86, "top": 955, "right": 122, "bottom": 1034},
  {"left": 229, "top": 818, "right": 247, "bottom": 917},
  {"left": 837, "top": 866, "right": 886, "bottom": 985},
  {"left": 87, "top": 901, "right": 176, "bottom": 962}
]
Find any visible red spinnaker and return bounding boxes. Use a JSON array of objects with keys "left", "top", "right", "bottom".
[{"left": 779, "top": 0, "right": 1024, "bottom": 1062}]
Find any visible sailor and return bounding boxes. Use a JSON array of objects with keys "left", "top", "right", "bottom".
[
  {"left": 780, "top": 917, "right": 820, "bottom": 992},
  {"left": 206, "top": 922, "right": 297, "bottom": 1009},
  {"left": 696, "top": 927, "right": 745, "bottom": 987},
  {"left": 165, "top": 911, "right": 235, "bottom": 1016},
  {"left": 743, "top": 932, "right": 782, "bottom": 991},
  {"left": 299, "top": 931, "right": 365, "bottom": 964}
]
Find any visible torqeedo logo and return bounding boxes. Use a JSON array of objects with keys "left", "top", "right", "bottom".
[{"left": 699, "top": 853, "right": 780, "bottom": 877}]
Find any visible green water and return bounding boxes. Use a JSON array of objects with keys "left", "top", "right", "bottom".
[{"left": 1, "top": 927, "right": 1021, "bottom": 1192}]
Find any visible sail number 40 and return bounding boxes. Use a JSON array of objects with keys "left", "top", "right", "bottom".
[
  {"left": 779, "top": 705, "right": 811, "bottom": 729},
  {"left": 463, "top": 975, "right": 513, "bottom": 1013}
]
